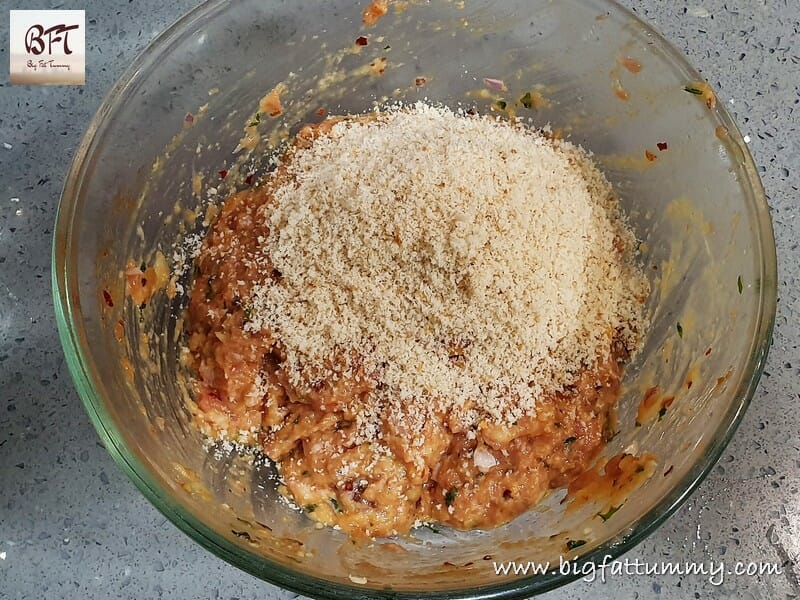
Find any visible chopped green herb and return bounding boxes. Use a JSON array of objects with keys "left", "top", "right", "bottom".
[
  {"left": 384, "top": 44, "right": 391, "bottom": 50},
  {"left": 140, "top": 261, "right": 147, "bottom": 272},
  {"left": 737, "top": 275, "right": 743, "bottom": 294},
  {"left": 658, "top": 406, "right": 668, "bottom": 419},
  {"left": 684, "top": 85, "right": 703, "bottom": 95},
  {"left": 243, "top": 306, "right": 253, "bottom": 322},
  {"left": 494, "top": 100, "right": 507, "bottom": 111},
  {"left": 676, "top": 322, "right": 683, "bottom": 338},
  {"left": 597, "top": 504, "right": 623, "bottom": 522},
  {"left": 422, "top": 523, "right": 441, "bottom": 534},
  {"left": 563, "top": 436, "right": 577, "bottom": 445},
  {"left": 520, "top": 91, "right": 533, "bottom": 109},
  {"left": 304, "top": 504, "right": 317, "bottom": 513},
  {"left": 444, "top": 487, "right": 458, "bottom": 507},
  {"left": 566, "top": 539, "right": 586, "bottom": 550},
  {"left": 248, "top": 112, "right": 261, "bottom": 127},
  {"left": 330, "top": 497, "right": 343, "bottom": 513}
]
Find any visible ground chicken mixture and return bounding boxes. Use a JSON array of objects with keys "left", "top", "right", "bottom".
[{"left": 184, "top": 103, "right": 649, "bottom": 538}]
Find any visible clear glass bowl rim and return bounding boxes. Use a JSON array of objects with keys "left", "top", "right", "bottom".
[{"left": 52, "top": 0, "right": 778, "bottom": 597}]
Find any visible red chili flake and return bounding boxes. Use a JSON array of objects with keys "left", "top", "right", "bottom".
[
  {"left": 102, "top": 289, "right": 114, "bottom": 308},
  {"left": 218, "top": 169, "right": 228, "bottom": 179},
  {"left": 415, "top": 77, "right": 427, "bottom": 87},
  {"left": 184, "top": 113, "right": 194, "bottom": 124},
  {"left": 355, "top": 36, "right": 368, "bottom": 46},
  {"left": 664, "top": 465, "right": 674, "bottom": 477},
  {"left": 316, "top": 108, "right": 326, "bottom": 117},
  {"left": 705, "top": 347, "right": 713, "bottom": 356},
  {"left": 657, "top": 142, "right": 668, "bottom": 151},
  {"left": 141, "top": 277, "right": 148, "bottom": 286},
  {"left": 645, "top": 150, "right": 657, "bottom": 162},
  {"left": 245, "top": 173, "right": 254, "bottom": 186},
  {"left": 686, "top": 379, "right": 693, "bottom": 390}
]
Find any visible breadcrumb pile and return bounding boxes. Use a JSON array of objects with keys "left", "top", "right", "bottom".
[{"left": 243, "top": 103, "right": 648, "bottom": 436}]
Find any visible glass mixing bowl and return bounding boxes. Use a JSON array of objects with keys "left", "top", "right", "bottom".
[{"left": 53, "top": 0, "right": 776, "bottom": 597}]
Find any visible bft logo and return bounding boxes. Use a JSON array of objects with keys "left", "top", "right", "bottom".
[
  {"left": 10, "top": 10, "right": 85, "bottom": 85},
  {"left": 25, "top": 23, "right": 80, "bottom": 56}
]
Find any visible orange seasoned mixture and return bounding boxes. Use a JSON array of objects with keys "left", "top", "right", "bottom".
[{"left": 184, "top": 104, "right": 648, "bottom": 538}]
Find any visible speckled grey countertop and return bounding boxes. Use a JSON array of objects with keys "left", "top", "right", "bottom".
[{"left": 0, "top": 1, "right": 797, "bottom": 598}]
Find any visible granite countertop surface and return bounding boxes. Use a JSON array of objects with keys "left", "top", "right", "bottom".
[{"left": 0, "top": 1, "right": 797, "bottom": 598}]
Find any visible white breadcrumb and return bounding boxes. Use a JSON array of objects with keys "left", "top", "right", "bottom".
[{"left": 237, "top": 102, "right": 647, "bottom": 442}]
